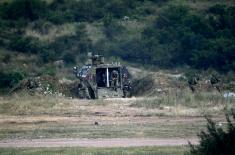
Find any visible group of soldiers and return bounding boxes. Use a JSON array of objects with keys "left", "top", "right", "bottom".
[
  {"left": 188, "top": 74, "right": 221, "bottom": 93},
  {"left": 101, "top": 70, "right": 119, "bottom": 91},
  {"left": 103, "top": 69, "right": 131, "bottom": 94}
]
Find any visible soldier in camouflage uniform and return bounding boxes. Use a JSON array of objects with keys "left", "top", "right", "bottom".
[
  {"left": 210, "top": 74, "right": 221, "bottom": 92},
  {"left": 111, "top": 70, "right": 119, "bottom": 91},
  {"left": 188, "top": 74, "right": 199, "bottom": 93},
  {"left": 27, "top": 77, "right": 41, "bottom": 89}
]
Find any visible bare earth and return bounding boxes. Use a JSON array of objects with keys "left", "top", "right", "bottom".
[{"left": 0, "top": 138, "right": 198, "bottom": 148}]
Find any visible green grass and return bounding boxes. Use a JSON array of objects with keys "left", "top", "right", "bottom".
[
  {"left": 0, "top": 118, "right": 206, "bottom": 139},
  {"left": 0, "top": 146, "right": 188, "bottom": 155}
]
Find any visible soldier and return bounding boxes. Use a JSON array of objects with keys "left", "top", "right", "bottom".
[
  {"left": 102, "top": 73, "right": 106, "bottom": 86},
  {"left": 26, "top": 77, "right": 39, "bottom": 89},
  {"left": 111, "top": 70, "right": 119, "bottom": 91},
  {"left": 123, "top": 80, "right": 132, "bottom": 98},
  {"left": 188, "top": 74, "right": 199, "bottom": 93},
  {"left": 77, "top": 82, "right": 90, "bottom": 99},
  {"left": 210, "top": 74, "right": 221, "bottom": 92},
  {"left": 27, "top": 78, "right": 34, "bottom": 89}
]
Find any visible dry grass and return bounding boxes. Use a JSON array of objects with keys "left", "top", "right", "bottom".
[
  {"left": 0, "top": 66, "right": 233, "bottom": 140},
  {"left": 0, "top": 93, "right": 230, "bottom": 140},
  {"left": 85, "top": 23, "right": 105, "bottom": 44},
  {"left": 25, "top": 23, "right": 77, "bottom": 43},
  {"left": 0, "top": 146, "right": 188, "bottom": 155},
  {"left": 131, "top": 89, "right": 235, "bottom": 116}
]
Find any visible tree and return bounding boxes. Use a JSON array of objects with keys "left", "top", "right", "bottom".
[
  {"left": 2, "top": 0, "right": 46, "bottom": 21},
  {"left": 189, "top": 110, "right": 235, "bottom": 155}
]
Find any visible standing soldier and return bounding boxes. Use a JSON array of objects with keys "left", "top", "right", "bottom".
[
  {"left": 210, "top": 74, "right": 221, "bottom": 92},
  {"left": 111, "top": 70, "right": 119, "bottom": 91},
  {"left": 188, "top": 74, "right": 199, "bottom": 93}
]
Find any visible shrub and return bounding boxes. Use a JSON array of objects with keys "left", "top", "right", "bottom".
[
  {"left": 129, "top": 4, "right": 235, "bottom": 72},
  {"left": 62, "top": 52, "right": 76, "bottom": 64},
  {"left": 47, "top": 10, "right": 75, "bottom": 24},
  {"left": 40, "top": 65, "right": 56, "bottom": 76},
  {"left": 39, "top": 49, "right": 57, "bottom": 63},
  {"left": 103, "top": 20, "right": 125, "bottom": 40},
  {"left": 0, "top": 71, "right": 25, "bottom": 89},
  {"left": 189, "top": 111, "right": 235, "bottom": 155},
  {"left": 105, "top": 0, "right": 128, "bottom": 18},
  {"left": 2, "top": 54, "right": 11, "bottom": 63},
  {"left": 31, "top": 20, "right": 53, "bottom": 34},
  {"left": 2, "top": 0, "right": 47, "bottom": 21},
  {"left": 131, "top": 75, "right": 155, "bottom": 96},
  {"left": 8, "top": 36, "right": 43, "bottom": 54},
  {"left": 73, "top": 0, "right": 104, "bottom": 22}
]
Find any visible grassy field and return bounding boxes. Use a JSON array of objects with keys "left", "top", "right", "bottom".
[
  {"left": 0, "top": 117, "right": 207, "bottom": 139},
  {"left": 0, "top": 91, "right": 231, "bottom": 140},
  {"left": 0, "top": 70, "right": 234, "bottom": 154},
  {"left": 0, "top": 146, "right": 188, "bottom": 155}
]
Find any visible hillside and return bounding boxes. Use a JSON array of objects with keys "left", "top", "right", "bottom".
[{"left": 0, "top": 0, "right": 235, "bottom": 93}]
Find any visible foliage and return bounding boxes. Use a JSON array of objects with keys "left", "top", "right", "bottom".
[
  {"left": 131, "top": 75, "right": 155, "bottom": 96},
  {"left": 103, "top": 20, "right": 125, "bottom": 40},
  {"left": 0, "top": 0, "right": 234, "bottom": 73},
  {"left": 1, "top": 0, "right": 46, "bottom": 21},
  {"left": 189, "top": 111, "right": 235, "bottom": 155},
  {"left": 40, "top": 24, "right": 92, "bottom": 63},
  {"left": 62, "top": 52, "right": 76, "bottom": 64},
  {"left": 39, "top": 49, "right": 57, "bottom": 63},
  {"left": 46, "top": 0, "right": 142, "bottom": 24},
  {"left": 40, "top": 65, "right": 57, "bottom": 76},
  {"left": 112, "top": 4, "right": 235, "bottom": 72},
  {"left": 0, "top": 71, "right": 25, "bottom": 89},
  {"left": 8, "top": 36, "right": 43, "bottom": 54},
  {"left": 2, "top": 54, "right": 11, "bottom": 63}
]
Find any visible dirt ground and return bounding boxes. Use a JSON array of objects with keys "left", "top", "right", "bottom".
[{"left": 0, "top": 138, "right": 199, "bottom": 148}]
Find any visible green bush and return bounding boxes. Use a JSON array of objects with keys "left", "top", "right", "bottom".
[
  {"left": 47, "top": 10, "right": 75, "bottom": 24},
  {"left": 2, "top": 54, "right": 11, "bottom": 64},
  {"left": 45, "top": 0, "right": 142, "bottom": 24},
  {"left": 1, "top": 0, "right": 47, "bottom": 21},
  {"left": 189, "top": 111, "right": 235, "bottom": 155},
  {"left": 37, "top": 24, "right": 91, "bottom": 63},
  {"left": 0, "top": 71, "right": 25, "bottom": 89},
  {"left": 8, "top": 36, "right": 43, "bottom": 54},
  {"left": 103, "top": 21, "right": 125, "bottom": 40},
  {"left": 62, "top": 52, "right": 76, "bottom": 64},
  {"left": 117, "top": 4, "right": 235, "bottom": 72},
  {"left": 40, "top": 65, "right": 56, "bottom": 76},
  {"left": 39, "top": 49, "right": 57, "bottom": 63}
]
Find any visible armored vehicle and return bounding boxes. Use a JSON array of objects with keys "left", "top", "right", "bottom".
[{"left": 73, "top": 54, "right": 132, "bottom": 99}]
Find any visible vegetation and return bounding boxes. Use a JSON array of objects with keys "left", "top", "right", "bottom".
[
  {"left": 0, "top": 146, "right": 187, "bottom": 155},
  {"left": 131, "top": 90, "right": 235, "bottom": 113},
  {"left": 0, "top": 0, "right": 234, "bottom": 91},
  {"left": 0, "top": 94, "right": 215, "bottom": 139},
  {"left": 113, "top": 4, "right": 235, "bottom": 71},
  {"left": 189, "top": 110, "right": 235, "bottom": 155},
  {"left": 0, "top": 71, "right": 25, "bottom": 90}
]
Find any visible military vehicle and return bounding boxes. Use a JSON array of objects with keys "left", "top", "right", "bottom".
[{"left": 73, "top": 54, "right": 132, "bottom": 99}]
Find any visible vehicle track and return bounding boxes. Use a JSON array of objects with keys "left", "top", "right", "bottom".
[{"left": 0, "top": 138, "right": 198, "bottom": 148}]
